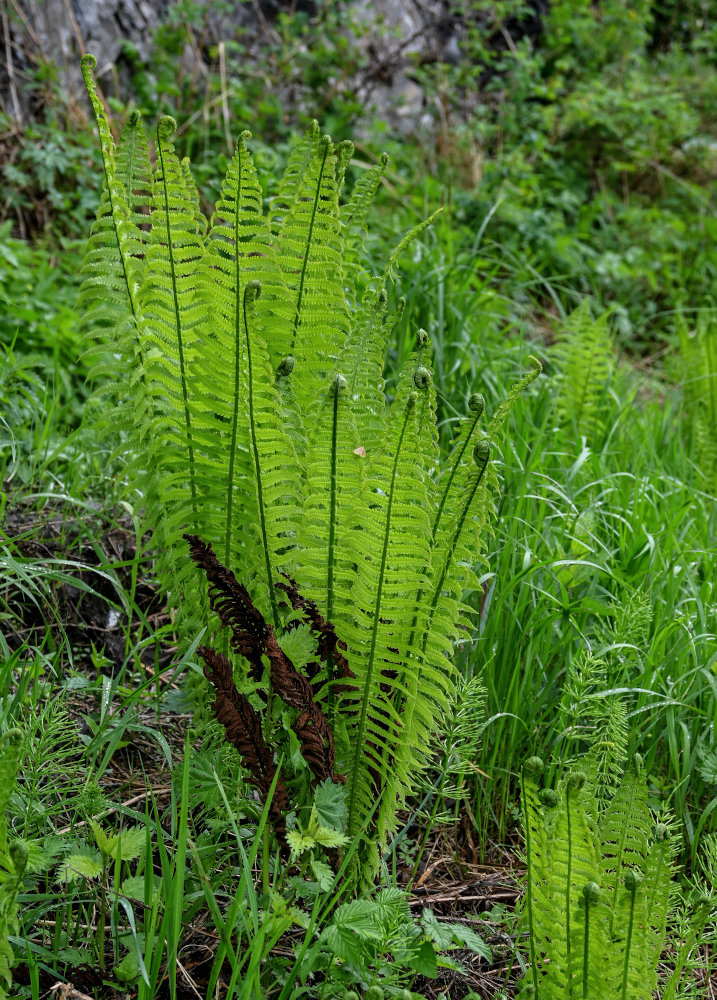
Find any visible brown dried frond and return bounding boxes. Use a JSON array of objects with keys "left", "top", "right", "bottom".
[
  {"left": 186, "top": 536, "right": 343, "bottom": 786},
  {"left": 184, "top": 533, "right": 267, "bottom": 681},
  {"left": 265, "top": 629, "right": 344, "bottom": 786},
  {"left": 198, "top": 645, "right": 289, "bottom": 846},
  {"left": 276, "top": 574, "right": 356, "bottom": 687}
]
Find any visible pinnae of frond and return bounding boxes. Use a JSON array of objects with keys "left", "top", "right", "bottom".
[
  {"left": 224, "top": 134, "right": 252, "bottom": 567},
  {"left": 433, "top": 392, "right": 485, "bottom": 541},
  {"left": 156, "top": 114, "right": 198, "bottom": 522},
  {"left": 422, "top": 438, "right": 491, "bottom": 649},
  {"left": 290, "top": 135, "right": 332, "bottom": 354},
  {"left": 347, "top": 391, "right": 417, "bottom": 836},
  {"left": 326, "top": 373, "right": 347, "bottom": 715},
  {"left": 488, "top": 355, "right": 542, "bottom": 437},
  {"left": 81, "top": 54, "right": 141, "bottom": 325},
  {"left": 242, "top": 280, "right": 279, "bottom": 628}
]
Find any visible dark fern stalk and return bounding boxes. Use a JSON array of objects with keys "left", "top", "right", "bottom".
[
  {"left": 620, "top": 870, "right": 641, "bottom": 1000},
  {"left": 582, "top": 882, "right": 600, "bottom": 999},
  {"left": 521, "top": 757, "right": 544, "bottom": 999},
  {"left": 243, "top": 281, "right": 279, "bottom": 628}
]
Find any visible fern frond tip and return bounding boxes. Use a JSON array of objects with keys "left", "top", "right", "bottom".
[
  {"left": 523, "top": 755, "right": 544, "bottom": 777},
  {"left": 158, "top": 115, "right": 178, "bottom": 139},
  {"left": 583, "top": 881, "right": 601, "bottom": 904},
  {"left": 277, "top": 355, "right": 295, "bottom": 377},
  {"left": 473, "top": 439, "right": 490, "bottom": 466},
  {"left": 414, "top": 366, "right": 432, "bottom": 390},
  {"left": 468, "top": 392, "right": 485, "bottom": 416},
  {"left": 81, "top": 53, "right": 97, "bottom": 72},
  {"left": 528, "top": 354, "right": 543, "bottom": 374}
]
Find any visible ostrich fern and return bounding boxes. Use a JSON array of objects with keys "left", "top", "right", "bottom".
[
  {"left": 553, "top": 300, "right": 614, "bottom": 444},
  {"left": 520, "top": 753, "right": 677, "bottom": 999},
  {"left": 0, "top": 729, "right": 26, "bottom": 999},
  {"left": 79, "top": 55, "right": 540, "bottom": 868}
]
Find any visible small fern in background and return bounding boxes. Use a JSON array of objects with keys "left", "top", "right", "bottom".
[
  {"left": 520, "top": 751, "right": 685, "bottom": 999},
  {"left": 553, "top": 300, "right": 614, "bottom": 444},
  {"left": 0, "top": 728, "right": 26, "bottom": 999},
  {"left": 79, "top": 55, "right": 541, "bottom": 875},
  {"left": 679, "top": 311, "right": 717, "bottom": 495}
]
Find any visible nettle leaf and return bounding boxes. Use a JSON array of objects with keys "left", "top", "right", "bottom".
[
  {"left": 278, "top": 621, "right": 317, "bottom": 672},
  {"left": 286, "top": 829, "right": 316, "bottom": 858},
  {"left": 111, "top": 826, "right": 146, "bottom": 862},
  {"left": 91, "top": 821, "right": 117, "bottom": 857},
  {"left": 62, "top": 851, "right": 103, "bottom": 882},
  {"left": 121, "top": 875, "right": 147, "bottom": 900},
  {"left": 310, "top": 856, "right": 334, "bottom": 891},
  {"left": 444, "top": 922, "right": 492, "bottom": 961},
  {"left": 321, "top": 899, "right": 382, "bottom": 962},
  {"left": 312, "top": 825, "right": 348, "bottom": 849},
  {"left": 314, "top": 778, "right": 348, "bottom": 831},
  {"left": 421, "top": 908, "right": 455, "bottom": 949},
  {"left": 413, "top": 940, "right": 438, "bottom": 978}
]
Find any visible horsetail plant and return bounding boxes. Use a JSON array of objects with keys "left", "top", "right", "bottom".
[{"left": 79, "top": 54, "right": 541, "bottom": 874}]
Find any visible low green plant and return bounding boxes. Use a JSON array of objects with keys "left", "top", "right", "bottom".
[
  {"left": 518, "top": 750, "right": 707, "bottom": 998},
  {"left": 79, "top": 53, "right": 541, "bottom": 878},
  {"left": 680, "top": 310, "right": 717, "bottom": 495},
  {"left": 0, "top": 727, "right": 27, "bottom": 998},
  {"left": 552, "top": 300, "right": 614, "bottom": 445}
]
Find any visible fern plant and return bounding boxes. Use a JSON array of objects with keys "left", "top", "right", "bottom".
[
  {"left": 679, "top": 311, "right": 717, "bottom": 495},
  {"left": 519, "top": 751, "right": 677, "bottom": 999},
  {"left": 79, "top": 54, "right": 540, "bottom": 872},
  {"left": 553, "top": 300, "right": 614, "bottom": 444},
  {"left": 0, "top": 728, "right": 26, "bottom": 999}
]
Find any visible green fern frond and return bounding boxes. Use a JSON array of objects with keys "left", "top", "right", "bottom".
[
  {"left": 269, "top": 118, "right": 320, "bottom": 233},
  {"left": 192, "top": 131, "right": 294, "bottom": 588},
  {"left": 180, "top": 155, "right": 208, "bottom": 237},
  {"left": 488, "top": 355, "right": 543, "bottom": 438},
  {"left": 140, "top": 115, "right": 207, "bottom": 602},
  {"left": 553, "top": 300, "right": 614, "bottom": 443},
  {"left": 0, "top": 728, "right": 25, "bottom": 999},
  {"left": 520, "top": 749, "right": 678, "bottom": 1000},
  {"left": 680, "top": 312, "right": 717, "bottom": 495},
  {"left": 342, "top": 385, "right": 436, "bottom": 843},
  {"left": 342, "top": 152, "right": 390, "bottom": 311},
  {"left": 116, "top": 110, "right": 153, "bottom": 236},
  {"left": 274, "top": 134, "right": 349, "bottom": 405},
  {"left": 600, "top": 755, "right": 650, "bottom": 929},
  {"left": 298, "top": 373, "right": 362, "bottom": 636},
  {"left": 79, "top": 57, "right": 145, "bottom": 414},
  {"left": 236, "top": 281, "right": 303, "bottom": 624}
]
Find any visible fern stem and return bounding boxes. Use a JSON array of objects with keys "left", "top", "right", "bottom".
[
  {"left": 422, "top": 440, "right": 491, "bottom": 649},
  {"left": 243, "top": 282, "right": 279, "bottom": 628},
  {"left": 565, "top": 776, "right": 579, "bottom": 970},
  {"left": 581, "top": 884, "right": 601, "bottom": 999},
  {"left": 156, "top": 119, "right": 198, "bottom": 522},
  {"left": 289, "top": 137, "right": 330, "bottom": 354},
  {"left": 521, "top": 762, "right": 542, "bottom": 1000},
  {"left": 620, "top": 872, "right": 640, "bottom": 1000},
  {"left": 432, "top": 395, "right": 484, "bottom": 542},
  {"left": 326, "top": 375, "right": 343, "bottom": 717},
  {"left": 346, "top": 396, "right": 414, "bottom": 836}
]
